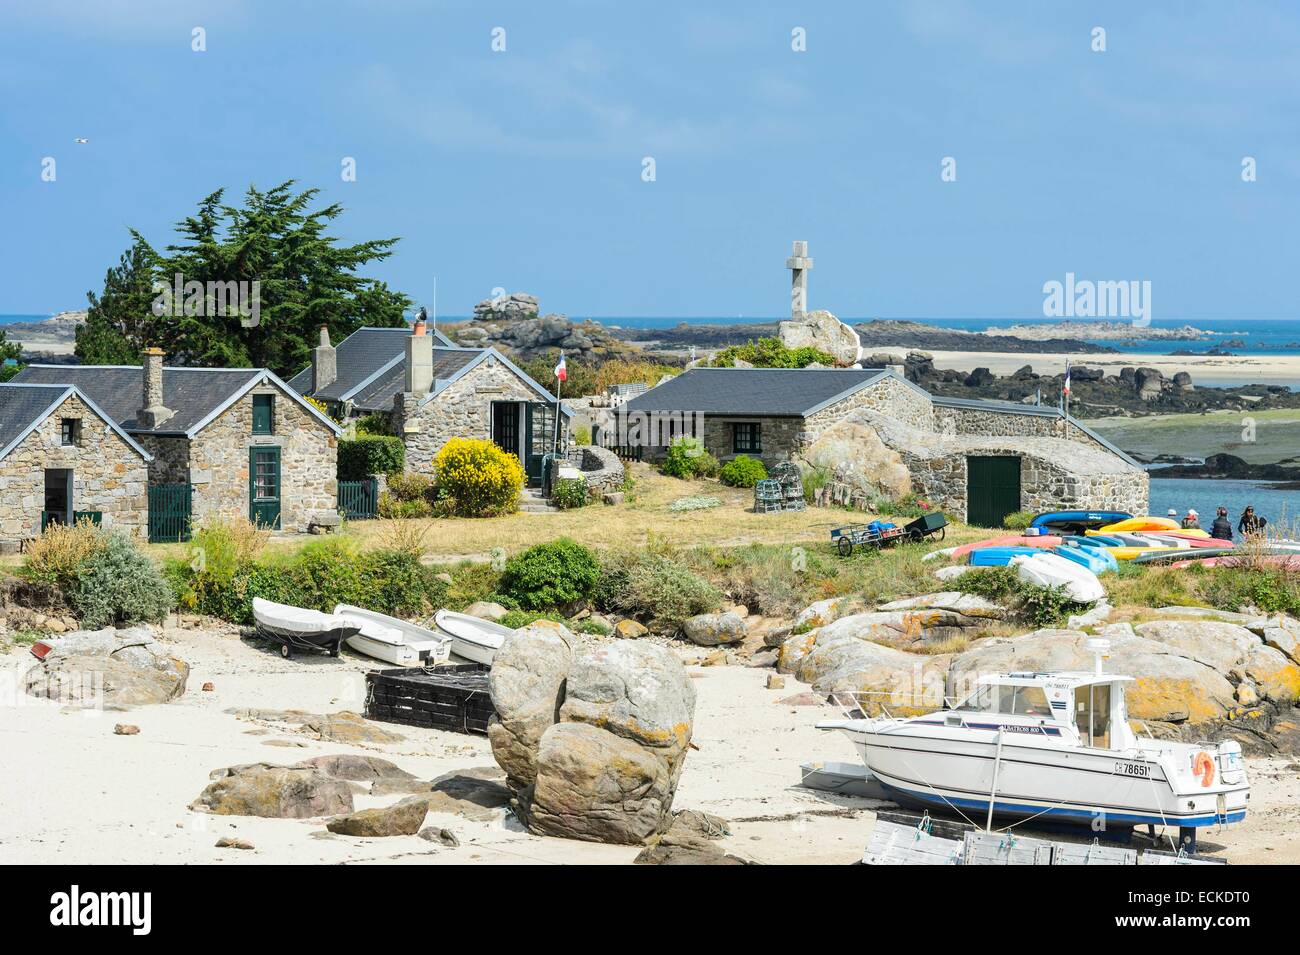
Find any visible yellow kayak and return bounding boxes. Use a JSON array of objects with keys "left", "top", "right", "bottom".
[
  {"left": 1094, "top": 517, "right": 1181, "bottom": 534},
  {"left": 1108, "top": 546, "right": 1182, "bottom": 560}
]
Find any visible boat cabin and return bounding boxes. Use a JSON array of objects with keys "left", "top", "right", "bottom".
[{"left": 947, "top": 671, "right": 1138, "bottom": 751}]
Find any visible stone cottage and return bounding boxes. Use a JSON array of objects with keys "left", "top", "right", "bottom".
[
  {"left": 0, "top": 383, "right": 151, "bottom": 545},
  {"left": 622, "top": 366, "right": 1147, "bottom": 525},
  {"left": 288, "top": 320, "right": 574, "bottom": 486},
  {"left": 13, "top": 350, "right": 341, "bottom": 536}
]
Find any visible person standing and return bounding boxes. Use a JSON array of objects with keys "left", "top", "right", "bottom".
[
  {"left": 1209, "top": 507, "right": 1233, "bottom": 541},
  {"left": 1239, "top": 505, "right": 1268, "bottom": 537}
]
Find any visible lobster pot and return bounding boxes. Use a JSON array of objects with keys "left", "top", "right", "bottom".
[
  {"left": 754, "top": 479, "right": 783, "bottom": 514},
  {"left": 364, "top": 664, "right": 494, "bottom": 735},
  {"left": 769, "top": 461, "right": 805, "bottom": 510}
]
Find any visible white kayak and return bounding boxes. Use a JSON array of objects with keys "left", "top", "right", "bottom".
[
  {"left": 333, "top": 604, "right": 452, "bottom": 667},
  {"left": 1011, "top": 552, "right": 1106, "bottom": 603},
  {"left": 433, "top": 609, "right": 515, "bottom": 665},
  {"left": 252, "top": 597, "right": 360, "bottom": 658}
]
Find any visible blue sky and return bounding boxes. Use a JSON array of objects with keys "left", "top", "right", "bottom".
[{"left": 2, "top": 1, "right": 1297, "bottom": 320}]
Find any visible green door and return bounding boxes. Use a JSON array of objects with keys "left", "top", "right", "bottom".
[
  {"left": 524, "top": 402, "right": 553, "bottom": 486},
  {"left": 967, "top": 455, "right": 1021, "bottom": 528},
  {"left": 249, "top": 446, "right": 282, "bottom": 529}
]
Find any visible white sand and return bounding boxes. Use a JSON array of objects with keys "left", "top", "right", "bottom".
[
  {"left": 0, "top": 628, "right": 1294, "bottom": 865},
  {"left": 919, "top": 349, "right": 1300, "bottom": 387}
]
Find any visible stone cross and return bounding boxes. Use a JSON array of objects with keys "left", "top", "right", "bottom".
[{"left": 786, "top": 240, "right": 813, "bottom": 319}]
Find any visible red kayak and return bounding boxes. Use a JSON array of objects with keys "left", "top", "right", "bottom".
[
  {"left": 952, "top": 534, "right": 1063, "bottom": 559},
  {"left": 1171, "top": 554, "right": 1300, "bottom": 569}
]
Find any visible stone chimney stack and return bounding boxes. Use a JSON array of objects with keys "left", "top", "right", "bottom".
[
  {"left": 405, "top": 317, "right": 434, "bottom": 395},
  {"left": 312, "top": 325, "right": 337, "bottom": 393},
  {"left": 137, "top": 347, "right": 173, "bottom": 429}
]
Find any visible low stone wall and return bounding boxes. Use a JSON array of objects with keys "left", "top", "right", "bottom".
[{"left": 565, "top": 445, "right": 624, "bottom": 496}]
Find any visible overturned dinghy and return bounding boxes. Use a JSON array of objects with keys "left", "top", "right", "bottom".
[
  {"left": 252, "top": 597, "right": 361, "bottom": 659},
  {"left": 1011, "top": 551, "right": 1106, "bottom": 603},
  {"left": 433, "top": 610, "right": 516, "bottom": 665},
  {"left": 333, "top": 604, "right": 452, "bottom": 667}
]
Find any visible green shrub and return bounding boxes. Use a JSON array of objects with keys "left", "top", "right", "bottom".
[
  {"left": 660, "top": 436, "right": 719, "bottom": 480},
  {"left": 434, "top": 438, "right": 525, "bottom": 517},
  {"left": 338, "top": 435, "right": 405, "bottom": 480},
  {"left": 499, "top": 609, "right": 565, "bottom": 629},
  {"left": 596, "top": 550, "right": 722, "bottom": 630},
  {"left": 71, "top": 533, "right": 175, "bottom": 628},
  {"left": 377, "top": 492, "right": 432, "bottom": 519},
  {"left": 1003, "top": 510, "right": 1035, "bottom": 530},
  {"left": 712, "top": 337, "right": 837, "bottom": 368},
  {"left": 954, "top": 566, "right": 1090, "bottom": 628},
  {"left": 574, "top": 425, "right": 592, "bottom": 446},
  {"left": 501, "top": 539, "right": 601, "bottom": 610},
  {"left": 355, "top": 412, "right": 394, "bottom": 436},
  {"left": 20, "top": 520, "right": 107, "bottom": 588},
  {"left": 1198, "top": 566, "right": 1300, "bottom": 616},
  {"left": 719, "top": 455, "right": 768, "bottom": 488},
  {"left": 550, "top": 478, "right": 590, "bottom": 510},
  {"left": 386, "top": 473, "right": 434, "bottom": 503}
]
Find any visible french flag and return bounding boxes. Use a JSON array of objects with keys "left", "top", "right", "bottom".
[
  {"left": 1063, "top": 359, "right": 1071, "bottom": 396},
  {"left": 554, "top": 352, "right": 567, "bottom": 382}
]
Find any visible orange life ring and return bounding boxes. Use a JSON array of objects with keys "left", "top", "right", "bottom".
[{"left": 1192, "top": 751, "right": 1215, "bottom": 787}]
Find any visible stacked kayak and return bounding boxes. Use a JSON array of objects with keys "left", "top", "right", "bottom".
[
  {"left": 1097, "top": 516, "right": 1181, "bottom": 534},
  {"left": 952, "top": 534, "right": 1062, "bottom": 560},
  {"left": 1029, "top": 510, "right": 1132, "bottom": 535},
  {"left": 1054, "top": 541, "right": 1119, "bottom": 574},
  {"left": 969, "top": 546, "right": 1045, "bottom": 567},
  {"left": 1012, "top": 552, "right": 1106, "bottom": 603}
]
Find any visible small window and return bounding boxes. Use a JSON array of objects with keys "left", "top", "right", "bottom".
[
  {"left": 252, "top": 394, "right": 274, "bottom": 434},
  {"left": 60, "top": 418, "right": 81, "bottom": 446},
  {"left": 732, "top": 422, "right": 762, "bottom": 454}
]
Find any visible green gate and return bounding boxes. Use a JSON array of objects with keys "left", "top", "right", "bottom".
[
  {"left": 338, "top": 478, "right": 378, "bottom": 519},
  {"left": 148, "top": 484, "right": 193, "bottom": 543},
  {"left": 966, "top": 456, "right": 1021, "bottom": 528}
]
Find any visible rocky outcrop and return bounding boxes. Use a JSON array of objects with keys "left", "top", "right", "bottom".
[
  {"left": 682, "top": 611, "right": 746, "bottom": 646},
  {"left": 193, "top": 763, "right": 354, "bottom": 818},
  {"left": 326, "top": 800, "right": 428, "bottom": 837},
  {"left": 473, "top": 292, "right": 539, "bottom": 321},
  {"left": 778, "top": 310, "right": 861, "bottom": 366},
  {"left": 797, "top": 419, "right": 911, "bottom": 500},
  {"left": 24, "top": 626, "right": 188, "bottom": 709},
  {"left": 486, "top": 623, "right": 574, "bottom": 791},
  {"left": 488, "top": 637, "right": 696, "bottom": 844}
]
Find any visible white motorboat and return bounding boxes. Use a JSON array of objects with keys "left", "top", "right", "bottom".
[
  {"left": 1011, "top": 551, "right": 1105, "bottom": 603},
  {"left": 252, "top": 597, "right": 361, "bottom": 659},
  {"left": 333, "top": 604, "right": 452, "bottom": 667},
  {"left": 433, "top": 609, "right": 515, "bottom": 664},
  {"left": 818, "top": 640, "right": 1248, "bottom": 850}
]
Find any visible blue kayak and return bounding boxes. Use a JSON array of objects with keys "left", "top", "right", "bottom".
[
  {"left": 1054, "top": 543, "right": 1118, "bottom": 574},
  {"left": 969, "top": 546, "right": 1043, "bottom": 567},
  {"left": 1031, "top": 510, "right": 1132, "bottom": 534},
  {"left": 1062, "top": 534, "right": 1124, "bottom": 548}
]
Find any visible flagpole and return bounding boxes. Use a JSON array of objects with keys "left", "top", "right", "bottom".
[{"left": 552, "top": 352, "right": 563, "bottom": 457}]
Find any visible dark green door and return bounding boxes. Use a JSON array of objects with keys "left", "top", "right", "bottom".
[
  {"left": 524, "top": 402, "right": 554, "bottom": 486},
  {"left": 249, "top": 446, "right": 282, "bottom": 529},
  {"left": 967, "top": 456, "right": 1021, "bottom": 528}
]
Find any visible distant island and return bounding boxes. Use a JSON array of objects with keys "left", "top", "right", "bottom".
[
  {"left": 983, "top": 321, "right": 1210, "bottom": 342},
  {"left": 3, "top": 310, "right": 84, "bottom": 358}
]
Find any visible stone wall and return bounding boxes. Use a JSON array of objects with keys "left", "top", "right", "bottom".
[
  {"left": 933, "top": 403, "right": 1128, "bottom": 462},
  {"left": 565, "top": 445, "right": 625, "bottom": 496},
  {"left": 863, "top": 409, "right": 1149, "bottom": 522},
  {"left": 700, "top": 415, "right": 804, "bottom": 468},
  {"left": 0, "top": 394, "right": 148, "bottom": 541},
  {"left": 395, "top": 355, "right": 558, "bottom": 476},
  {"left": 803, "top": 375, "right": 934, "bottom": 446},
  {"left": 187, "top": 383, "right": 337, "bottom": 532}
]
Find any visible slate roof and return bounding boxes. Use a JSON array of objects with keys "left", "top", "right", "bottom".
[
  {"left": 0, "top": 383, "right": 151, "bottom": 462},
  {"left": 624, "top": 367, "right": 888, "bottom": 417},
  {"left": 11, "top": 365, "right": 341, "bottom": 437},
  {"left": 12, "top": 365, "right": 262, "bottom": 434},
  {"left": 285, "top": 326, "right": 455, "bottom": 400},
  {"left": 348, "top": 348, "right": 481, "bottom": 412}
]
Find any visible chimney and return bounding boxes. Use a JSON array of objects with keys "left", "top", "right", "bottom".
[
  {"left": 312, "top": 324, "right": 336, "bottom": 393},
  {"left": 137, "top": 347, "right": 174, "bottom": 429},
  {"left": 405, "top": 318, "right": 434, "bottom": 395}
]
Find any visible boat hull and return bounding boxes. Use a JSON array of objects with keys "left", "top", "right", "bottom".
[
  {"left": 433, "top": 610, "right": 515, "bottom": 665},
  {"left": 842, "top": 726, "right": 1248, "bottom": 829}
]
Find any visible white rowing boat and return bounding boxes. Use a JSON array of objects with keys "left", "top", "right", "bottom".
[
  {"left": 1011, "top": 551, "right": 1106, "bottom": 603},
  {"left": 252, "top": 597, "right": 360, "bottom": 659},
  {"left": 333, "top": 604, "right": 452, "bottom": 667},
  {"left": 433, "top": 609, "right": 515, "bottom": 664}
]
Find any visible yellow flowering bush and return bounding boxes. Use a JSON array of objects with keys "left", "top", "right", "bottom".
[{"left": 433, "top": 438, "right": 526, "bottom": 517}]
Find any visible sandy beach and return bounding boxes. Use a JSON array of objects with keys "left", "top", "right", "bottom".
[
  {"left": 1, "top": 625, "right": 1295, "bottom": 865},
  {"left": 918, "top": 349, "right": 1300, "bottom": 388}
]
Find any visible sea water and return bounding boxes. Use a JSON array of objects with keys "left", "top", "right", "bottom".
[{"left": 1148, "top": 477, "right": 1298, "bottom": 531}]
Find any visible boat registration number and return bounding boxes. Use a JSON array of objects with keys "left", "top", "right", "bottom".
[{"left": 1113, "top": 761, "right": 1151, "bottom": 778}]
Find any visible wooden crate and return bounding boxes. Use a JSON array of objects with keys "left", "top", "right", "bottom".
[{"left": 364, "top": 664, "right": 494, "bottom": 735}]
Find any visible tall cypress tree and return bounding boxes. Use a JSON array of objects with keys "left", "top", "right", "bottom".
[{"left": 78, "top": 181, "right": 409, "bottom": 375}]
